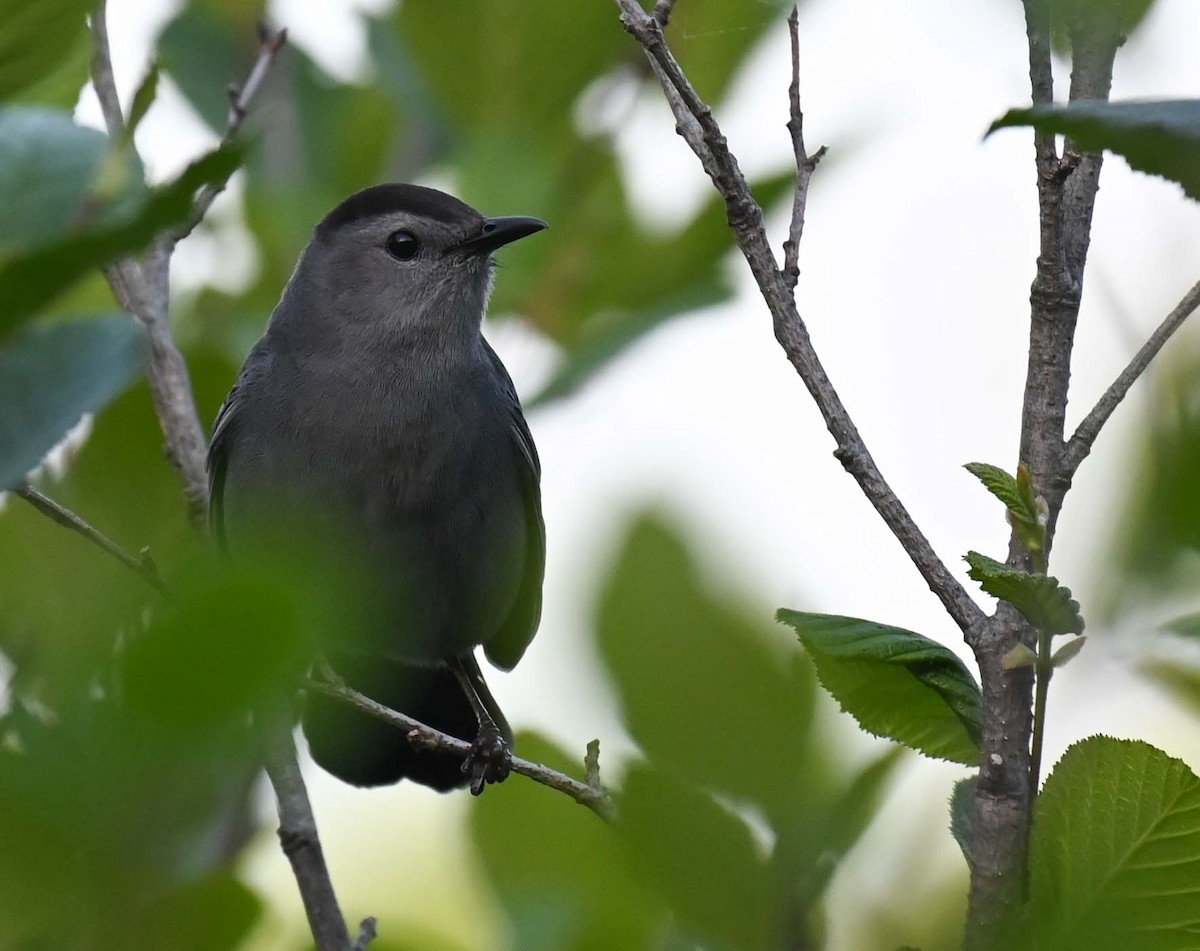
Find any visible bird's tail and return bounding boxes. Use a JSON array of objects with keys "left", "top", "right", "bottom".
[{"left": 302, "top": 651, "right": 511, "bottom": 790}]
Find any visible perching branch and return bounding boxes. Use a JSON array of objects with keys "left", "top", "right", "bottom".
[
  {"left": 13, "top": 481, "right": 169, "bottom": 595},
  {"left": 781, "top": 6, "right": 826, "bottom": 292},
  {"left": 88, "top": 3, "right": 286, "bottom": 527},
  {"left": 1061, "top": 277, "right": 1200, "bottom": 478},
  {"left": 305, "top": 673, "right": 616, "bottom": 821},
  {"left": 612, "top": 0, "right": 986, "bottom": 641}
]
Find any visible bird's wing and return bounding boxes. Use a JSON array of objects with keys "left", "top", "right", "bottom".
[
  {"left": 206, "top": 379, "right": 243, "bottom": 550},
  {"left": 481, "top": 341, "right": 545, "bottom": 672}
]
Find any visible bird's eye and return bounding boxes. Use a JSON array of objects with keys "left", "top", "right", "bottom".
[{"left": 386, "top": 230, "right": 420, "bottom": 261}]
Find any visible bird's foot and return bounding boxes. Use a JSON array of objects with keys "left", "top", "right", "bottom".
[{"left": 462, "top": 724, "right": 512, "bottom": 796}]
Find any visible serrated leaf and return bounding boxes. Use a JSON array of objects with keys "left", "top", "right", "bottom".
[
  {"left": 988, "top": 100, "right": 1200, "bottom": 202},
  {"left": 0, "top": 144, "right": 241, "bottom": 335},
  {"left": 950, "top": 775, "right": 977, "bottom": 869},
  {"left": 777, "top": 610, "right": 982, "bottom": 765},
  {"left": 1051, "top": 635, "right": 1086, "bottom": 668},
  {"left": 1027, "top": 737, "right": 1200, "bottom": 951},
  {"left": 964, "top": 461, "right": 1037, "bottom": 523},
  {"left": 964, "top": 551, "right": 1084, "bottom": 637},
  {"left": 0, "top": 317, "right": 145, "bottom": 490}
]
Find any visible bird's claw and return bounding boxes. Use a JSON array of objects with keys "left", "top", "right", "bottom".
[{"left": 461, "top": 724, "right": 511, "bottom": 795}]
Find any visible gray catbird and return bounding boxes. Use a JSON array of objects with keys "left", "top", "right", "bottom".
[{"left": 207, "top": 184, "right": 546, "bottom": 795}]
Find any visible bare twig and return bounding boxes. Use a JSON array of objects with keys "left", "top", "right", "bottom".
[
  {"left": 613, "top": 0, "right": 985, "bottom": 641},
  {"left": 352, "top": 918, "right": 378, "bottom": 951},
  {"left": 13, "top": 481, "right": 169, "bottom": 595},
  {"left": 89, "top": 0, "right": 125, "bottom": 139},
  {"left": 165, "top": 21, "right": 288, "bottom": 249},
  {"left": 652, "top": 0, "right": 677, "bottom": 27},
  {"left": 1062, "top": 278, "right": 1200, "bottom": 478},
  {"left": 305, "top": 674, "right": 616, "bottom": 821},
  {"left": 781, "top": 6, "right": 826, "bottom": 292},
  {"left": 262, "top": 707, "right": 355, "bottom": 951}
]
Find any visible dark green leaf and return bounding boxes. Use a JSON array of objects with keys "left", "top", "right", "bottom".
[
  {"left": 618, "top": 765, "right": 774, "bottom": 951},
  {"left": 0, "top": 144, "right": 242, "bottom": 335},
  {"left": 471, "top": 732, "right": 665, "bottom": 951},
  {"left": 598, "top": 517, "right": 814, "bottom": 818},
  {"left": 125, "top": 61, "right": 161, "bottom": 140},
  {"left": 964, "top": 551, "right": 1084, "bottom": 636},
  {"left": 988, "top": 100, "right": 1200, "bottom": 202},
  {"left": 0, "top": 0, "right": 91, "bottom": 102},
  {"left": 1027, "top": 737, "right": 1200, "bottom": 951},
  {"left": 1165, "top": 613, "right": 1200, "bottom": 640},
  {"left": 950, "top": 775, "right": 977, "bottom": 869},
  {"left": 0, "top": 107, "right": 143, "bottom": 251},
  {"left": 778, "top": 610, "right": 982, "bottom": 765},
  {"left": 0, "top": 317, "right": 145, "bottom": 490},
  {"left": 124, "top": 873, "right": 261, "bottom": 951}
]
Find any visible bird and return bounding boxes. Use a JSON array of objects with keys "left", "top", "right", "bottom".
[{"left": 206, "top": 183, "right": 546, "bottom": 795}]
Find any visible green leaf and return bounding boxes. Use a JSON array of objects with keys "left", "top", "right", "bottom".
[
  {"left": 778, "top": 610, "right": 982, "bottom": 765},
  {"left": 1027, "top": 737, "right": 1200, "bottom": 951},
  {"left": 158, "top": 4, "right": 251, "bottom": 131},
  {"left": 964, "top": 551, "right": 1084, "bottom": 636},
  {"left": 950, "top": 775, "right": 977, "bottom": 869},
  {"left": 0, "top": 107, "right": 143, "bottom": 251},
  {"left": 964, "top": 461, "right": 1037, "bottom": 524},
  {"left": 617, "top": 765, "right": 774, "bottom": 951},
  {"left": 123, "top": 873, "right": 261, "bottom": 951},
  {"left": 598, "top": 517, "right": 815, "bottom": 819},
  {"left": 0, "top": 317, "right": 145, "bottom": 490},
  {"left": 470, "top": 732, "right": 665, "bottom": 951},
  {"left": 0, "top": 144, "right": 242, "bottom": 335},
  {"left": 0, "top": 0, "right": 91, "bottom": 103},
  {"left": 125, "top": 61, "right": 160, "bottom": 141},
  {"left": 1165, "top": 613, "right": 1200, "bottom": 640},
  {"left": 1027, "top": 0, "right": 1158, "bottom": 55},
  {"left": 1051, "top": 635, "right": 1086, "bottom": 668},
  {"left": 988, "top": 100, "right": 1200, "bottom": 202}
]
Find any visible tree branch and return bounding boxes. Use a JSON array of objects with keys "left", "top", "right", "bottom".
[
  {"left": 305, "top": 674, "right": 616, "bottom": 820},
  {"left": 12, "top": 481, "right": 169, "bottom": 595},
  {"left": 262, "top": 707, "right": 360, "bottom": 951},
  {"left": 612, "top": 0, "right": 986, "bottom": 641},
  {"left": 781, "top": 5, "right": 825, "bottom": 292},
  {"left": 1062, "top": 277, "right": 1200, "bottom": 478}
]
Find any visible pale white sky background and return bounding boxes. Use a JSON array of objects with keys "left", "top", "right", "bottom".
[{"left": 79, "top": 1, "right": 1200, "bottom": 947}]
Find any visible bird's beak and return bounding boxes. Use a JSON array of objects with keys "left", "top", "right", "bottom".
[{"left": 456, "top": 216, "right": 548, "bottom": 255}]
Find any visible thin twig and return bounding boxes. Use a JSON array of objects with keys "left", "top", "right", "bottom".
[
  {"left": 1062, "top": 277, "right": 1200, "bottom": 478},
  {"left": 352, "top": 918, "right": 378, "bottom": 951},
  {"left": 613, "top": 0, "right": 986, "bottom": 641},
  {"left": 305, "top": 675, "right": 616, "bottom": 821},
  {"left": 89, "top": 0, "right": 125, "bottom": 139},
  {"left": 165, "top": 21, "right": 288, "bottom": 249},
  {"left": 262, "top": 705, "right": 355, "bottom": 951},
  {"left": 13, "top": 481, "right": 170, "bottom": 595},
  {"left": 781, "top": 5, "right": 826, "bottom": 292}
]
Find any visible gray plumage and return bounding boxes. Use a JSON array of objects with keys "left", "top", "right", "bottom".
[{"left": 208, "top": 184, "right": 546, "bottom": 792}]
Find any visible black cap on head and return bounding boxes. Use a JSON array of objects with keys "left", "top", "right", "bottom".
[{"left": 315, "top": 184, "right": 481, "bottom": 241}]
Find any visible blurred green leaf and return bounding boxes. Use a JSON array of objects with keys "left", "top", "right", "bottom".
[
  {"left": 471, "top": 731, "right": 665, "bottom": 951},
  {"left": 988, "top": 100, "right": 1200, "bottom": 202},
  {"left": 0, "top": 106, "right": 143, "bottom": 251},
  {"left": 7, "top": 29, "right": 89, "bottom": 109},
  {"left": 1027, "top": 0, "right": 1158, "bottom": 55},
  {"left": 124, "top": 873, "right": 262, "bottom": 951},
  {"left": 950, "top": 775, "right": 976, "bottom": 869},
  {"left": 964, "top": 551, "right": 1084, "bottom": 636},
  {"left": 657, "top": 0, "right": 788, "bottom": 102},
  {"left": 778, "top": 610, "right": 982, "bottom": 765},
  {"left": 158, "top": 3, "right": 251, "bottom": 131},
  {"left": 0, "top": 316, "right": 145, "bottom": 490},
  {"left": 0, "top": 143, "right": 242, "bottom": 335},
  {"left": 599, "top": 517, "right": 813, "bottom": 819},
  {"left": 619, "top": 765, "right": 774, "bottom": 951},
  {"left": 126, "top": 60, "right": 161, "bottom": 141},
  {"left": 1026, "top": 737, "right": 1200, "bottom": 951},
  {"left": 0, "top": 0, "right": 91, "bottom": 103}
]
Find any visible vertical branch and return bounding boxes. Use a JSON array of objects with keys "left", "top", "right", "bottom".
[
  {"left": 966, "top": 6, "right": 1124, "bottom": 947},
  {"left": 781, "top": 6, "right": 825, "bottom": 292}
]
